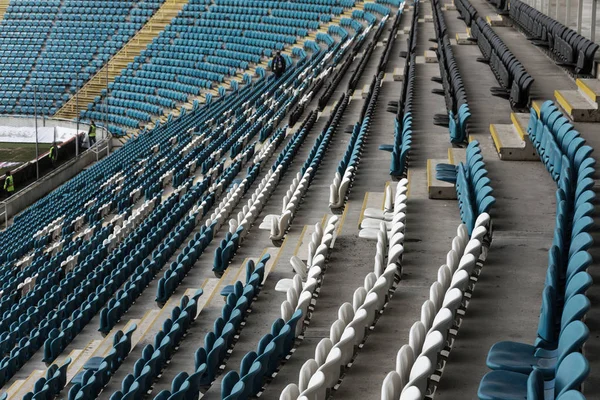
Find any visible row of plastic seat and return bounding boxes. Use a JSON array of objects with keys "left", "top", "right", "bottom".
[
  {"left": 68, "top": 324, "right": 137, "bottom": 400},
  {"left": 330, "top": 73, "right": 382, "bottom": 209},
  {"left": 279, "top": 188, "right": 405, "bottom": 399},
  {"left": 387, "top": 3, "right": 417, "bottom": 177},
  {"left": 455, "top": 141, "right": 496, "bottom": 236},
  {"left": 348, "top": 18, "right": 387, "bottom": 90},
  {"left": 109, "top": 290, "right": 204, "bottom": 400},
  {"left": 1, "top": 357, "right": 71, "bottom": 400},
  {"left": 510, "top": 0, "right": 598, "bottom": 75},
  {"left": 154, "top": 257, "right": 268, "bottom": 399},
  {"left": 431, "top": 0, "right": 471, "bottom": 144},
  {"left": 381, "top": 215, "right": 491, "bottom": 400},
  {"left": 477, "top": 101, "right": 594, "bottom": 399},
  {"left": 468, "top": 17, "right": 533, "bottom": 109},
  {"left": 0, "top": 47, "right": 318, "bottom": 384},
  {"left": 270, "top": 94, "right": 349, "bottom": 241}
]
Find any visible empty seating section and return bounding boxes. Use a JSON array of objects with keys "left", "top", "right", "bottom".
[
  {"left": 466, "top": 17, "right": 533, "bottom": 109},
  {"left": 280, "top": 181, "right": 408, "bottom": 399},
  {"left": 0, "top": 0, "right": 60, "bottom": 114},
  {"left": 330, "top": 73, "right": 383, "bottom": 209},
  {"left": 454, "top": 141, "right": 496, "bottom": 236},
  {"left": 379, "top": 212, "right": 492, "bottom": 399},
  {"left": 0, "top": 41, "right": 354, "bottom": 389},
  {"left": 82, "top": 0, "right": 364, "bottom": 132},
  {"left": 110, "top": 290, "right": 205, "bottom": 400},
  {"left": 388, "top": 3, "right": 417, "bottom": 177},
  {"left": 0, "top": 0, "right": 167, "bottom": 116},
  {"left": 68, "top": 324, "right": 137, "bottom": 399},
  {"left": 431, "top": 0, "right": 471, "bottom": 143},
  {"left": 477, "top": 101, "right": 595, "bottom": 399},
  {"left": 509, "top": 0, "right": 598, "bottom": 75}
]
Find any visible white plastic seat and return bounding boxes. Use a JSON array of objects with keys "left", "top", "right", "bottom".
[
  {"left": 428, "top": 308, "right": 453, "bottom": 343},
  {"left": 320, "top": 347, "right": 343, "bottom": 388},
  {"left": 369, "top": 276, "right": 389, "bottom": 310},
  {"left": 295, "top": 291, "right": 313, "bottom": 336},
  {"left": 299, "top": 359, "right": 319, "bottom": 392},
  {"left": 384, "top": 184, "right": 394, "bottom": 212},
  {"left": 420, "top": 330, "right": 444, "bottom": 369},
  {"left": 474, "top": 212, "right": 491, "bottom": 231},
  {"left": 448, "top": 269, "right": 470, "bottom": 293},
  {"left": 271, "top": 210, "right": 292, "bottom": 240},
  {"left": 315, "top": 338, "right": 333, "bottom": 366},
  {"left": 333, "top": 327, "right": 356, "bottom": 365},
  {"left": 338, "top": 303, "right": 354, "bottom": 325},
  {"left": 399, "top": 386, "right": 422, "bottom": 400},
  {"left": 358, "top": 292, "right": 379, "bottom": 327},
  {"left": 281, "top": 300, "right": 294, "bottom": 322},
  {"left": 409, "top": 321, "right": 426, "bottom": 356},
  {"left": 347, "top": 308, "right": 368, "bottom": 345},
  {"left": 441, "top": 288, "right": 463, "bottom": 314},
  {"left": 299, "top": 370, "right": 326, "bottom": 400},
  {"left": 457, "top": 253, "right": 476, "bottom": 276},
  {"left": 395, "top": 344, "right": 415, "bottom": 387},
  {"left": 363, "top": 208, "right": 394, "bottom": 221},
  {"left": 388, "top": 243, "right": 404, "bottom": 265},
  {"left": 429, "top": 281, "right": 444, "bottom": 312},
  {"left": 329, "top": 319, "right": 346, "bottom": 344},
  {"left": 464, "top": 239, "right": 482, "bottom": 260},
  {"left": 405, "top": 356, "right": 433, "bottom": 396},
  {"left": 381, "top": 371, "right": 402, "bottom": 400},
  {"left": 364, "top": 272, "right": 378, "bottom": 292},
  {"left": 291, "top": 256, "right": 308, "bottom": 280},
  {"left": 280, "top": 383, "right": 300, "bottom": 400},
  {"left": 287, "top": 286, "right": 299, "bottom": 309},
  {"left": 420, "top": 300, "right": 436, "bottom": 331},
  {"left": 352, "top": 287, "right": 367, "bottom": 311},
  {"left": 446, "top": 249, "right": 459, "bottom": 273}
]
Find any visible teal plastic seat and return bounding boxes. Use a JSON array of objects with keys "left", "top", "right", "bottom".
[
  {"left": 479, "top": 353, "right": 589, "bottom": 400},
  {"left": 486, "top": 321, "right": 589, "bottom": 378}
]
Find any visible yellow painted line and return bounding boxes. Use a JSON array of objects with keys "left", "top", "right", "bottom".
[
  {"left": 468, "top": 135, "right": 474, "bottom": 143},
  {"left": 337, "top": 201, "right": 350, "bottom": 237},
  {"left": 270, "top": 235, "right": 289, "bottom": 273},
  {"left": 293, "top": 225, "right": 308, "bottom": 256},
  {"left": 489, "top": 124, "right": 502, "bottom": 153},
  {"left": 576, "top": 79, "right": 597, "bottom": 102},
  {"left": 406, "top": 169, "right": 412, "bottom": 198},
  {"left": 532, "top": 100, "right": 542, "bottom": 116},
  {"left": 208, "top": 271, "right": 231, "bottom": 306},
  {"left": 510, "top": 113, "right": 526, "bottom": 140},
  {"left": 554, "top": 91, "right": 573, "bottom": 114},
  {"left": 230, "top": 258, "right": 249, "bottom": 284},
  {"left": 382, "top": 182, "right": 389, "bottom": 209},
  {"left": 320, "top": 214, "right": 328, "bottom": 228},
  {"left": 466, "top": 27, "right": 471, "bottom": 36},
  {"left": 426, "top": 159, "right": 433, "bottom": 189},
  {"left": 447, "top": 147, "right": 455, "bottom": 164},
  {"left": 358, "top": 192, "right": 370, "bottom": 228}
]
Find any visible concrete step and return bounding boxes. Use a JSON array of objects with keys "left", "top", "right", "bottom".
[
  {"left": 486, "top": 14, "right": 510, "bottom": 26},
  {"left": 489, "top": 113, "right": 538, "bottom": 161},
  {"left": 427, "top": 158, "right": 457, "bottom": 200},
  {"left": 554, "top": 88, "right": 600, "bottom": 122},
  {"left": 6, "top": 369, "right": 45, "bottom": 400}
]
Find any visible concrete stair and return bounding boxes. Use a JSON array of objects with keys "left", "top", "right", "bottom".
[
  {"left": 554, "top": 78, "right": 600, "bottom": 122},
  {"left": 53, "top": 0, "right": 191, "bottom": 120},
  {"left": 0, "top": 0, "right": 10, "bottom": 22},
  {"left": 489, "top": 112, "right": 538, "bottom": 161}
]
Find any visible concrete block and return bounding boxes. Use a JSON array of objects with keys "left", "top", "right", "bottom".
[
  {"left": 444, "top": 2, "right": 457, "bottom": 10},
  {"left": 424, "top": 14, "right": 433, "bottom": 22},
  {"left": 393, "top": 67, "right": 404, "bottom": 81},
  {"left": 489, "top": 121, "right": 538, "bottom": 161},
  {"left": 456, "top": 32, "right": 475, "bottom": 44},
  {"left": 486, "top": 14, "right": 510, "bottom": 26},
  {"left": 362, "top": 84, "right": 371, "bottom": 99},
  {"left": 427, "top": 159, "right": 457, "bottom": 200},
  {"left": 424, "top": 50, "right": 437, "bottom": 63},
  {"left": 555, "top": 89, "right": 600, "bottom": 122}
]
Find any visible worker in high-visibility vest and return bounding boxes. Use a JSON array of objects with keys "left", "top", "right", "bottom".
[
  {"left": 4, "top": 171, "right": 14, "bottom": 195},
  {"left": 49, "top": 142, "right": 58, "bottom": 167},
  {"left": 88, "top": 120, "right": 97, "bottom": 146}
]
